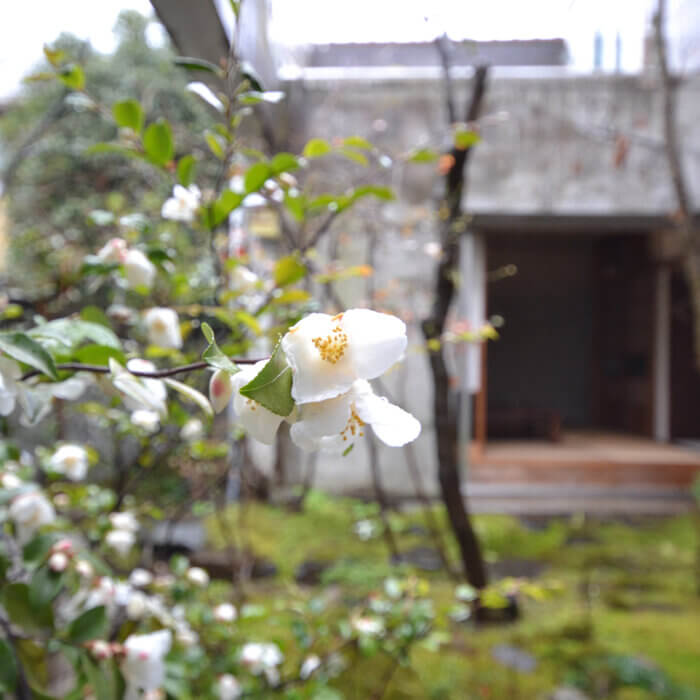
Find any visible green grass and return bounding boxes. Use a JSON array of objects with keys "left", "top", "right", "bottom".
[{"left": 204, "top": 494, "right": 700, "bottom": 699}]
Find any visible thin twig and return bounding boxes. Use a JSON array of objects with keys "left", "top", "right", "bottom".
[
  {"left": 20, "top": 357, "right": 264, "bottom": 382},
  {"left": 367, "top": 433, "right": 400, "bottom": 562}
]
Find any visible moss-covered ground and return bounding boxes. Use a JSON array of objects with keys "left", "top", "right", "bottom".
[{"left": 205, "top": 492, "right": 700, "bottom": 699}]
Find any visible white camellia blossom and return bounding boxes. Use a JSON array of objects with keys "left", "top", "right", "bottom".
[
  {"left": 129, "top": 568, "right": 153, "bottom": 588},
  {"left": 240, "top": 642, "right": 284, "bottom": 684},
  {"left": 230, "top": 265, "right": 259, "bottom": 292},
  {"left": 49, "top": 444, "right": 89, "bottom": 481},
  {"left": 105, "top": 529, "right": 136, "bottom": 556},
  {"left": 185, "top": 567, "right": 210, "bottom": 587},
  {"left": 281, "top": 309, "right": 407, "bottom": 404},
  {"left": 126, "top": 591, "right": 149, "bottom": 620},
  {"left": 352, "top": 616, "right": 385, "bottom": 637},
  {"left": 213, "top": 603, "right": 237, "bottom": 623},
  {"left": 144, "top": 308, "right": 182, "bottom": 349},
  {"left": 161, "top": 184, "right": 201, "bottom": 222},
  {"left": 123, "top": 249, "right": 157, "bottom": 290},
  {"left": 9, "top": 490, "right": 56, "bottom": 543},
  {"left": 110, "top": 511, "right": 139, "bottom": 532},
  {"left": 217, "top": 674, "right": 242, "bottom": 700},
  {"left": 300, "top": 654, "right": 321, "bottom": 679},
  {"left": 121, "top": 630, "right": 172, "bottom": 700},
  {"left": 112, "top": 359, "right": 167, "bottom": 416},
  {"left": 96, "top": 237, "right": 128, "bottom": 263},
  {"left": 131, "top": 409, "right": 161, "bottom": 434},
  {"left": 0, "top": 356, "right": 21, "bottom": 416},
  {"left": 180, "top": 418, "right": 204, "bottom": 441},
  {"left": 230, "top": 361, "right": 286, "bottom": 444},
  {"left": 290, "top": 379, "right": 420, "bottom": 453},
  {"left": 1, "top": 472, "right": 22, "bottom": 489},
  {"left": 209, "top": 369, "right": 233, "bottom": 414}
]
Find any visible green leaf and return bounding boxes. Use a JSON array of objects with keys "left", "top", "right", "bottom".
[
  {"left": 238, "top": 90, "right": 285, "bottom": 105},
  {"left": 30, "top": 319, "right": 121, "bottom": 351},
  {"left": 206, "top": 190, "right": 244, "bottom": 229},
  {"left": 0, "top": 332, "right": 58, "bottom": 379},
  {"left": 173, "top": 56, "right": 225, "bottom": 78},
  {"left": 239, "top": 60, "right": 264, "bottom": 91},
  {"left": 239, "top": 340, "right": 294, "bottom": 417},
  {"left": 73, "top": 344, "right": 125, "bottom": 366},
  {"left": 303, "top": 138, "right": 331, "bottom": 158},
  {"left": 43, "top": 45, "right": 66, "bottom": 67},
  {"left": 284, "top": 192, "right": 306, "bottom": 221},
  {"left": 58, "top": 64, "right": 84, "bottom": 90},
  {"left": 67, "top": 606, "right": 107, "bottom": 644},
  {"left": 406, "top": 147, "right": 439, "bottom": 163},
  {"left": 30, "top": 566, "right": 63, "bottom": 607},
  {"left": 0, "top": 639, "right": 17, "bottom": 693},
  {"left": 205, "top": 130, "right": 225, "bottom": 159},
  {"left": 269, "top": 152, "right": 299, "bottom": 175},
  {"left": 2, "top": 583, "right": 53, "bottom": 632},
  {"left": 244, "top": 162, "right": 271, "bottom": 194},
  {"left": 274, "top": 255, "right": 306, "bottom": 287},
  {"left": 23, "top": 534, "right": 59, "bottom": 563},
  {"left": 201, "top": 323, "right": 239, "bottom": 374},
  {"left": 80, "top": 306, "right": 112, "bottom": 328},
  {"left": 87, "top": 143, "right": 144, "bottom": 160},
  {"left": 81, "top": 654, "right": 118, "bottom": 700},
  {"left": 339, "top": 147, "right": 368, "bottom": 166},
  {"left": 349, "top": 185, "right": 395, "bottom": 204},
  {"left": 343, "top": 136, "right": 373, "bottom": 151},
  {"left": 177, "top": 155, "right": 196, "bottom": 187},
  {"left": 454, "top": 128, "right": 480, "bottom": 150},
  {"left": 273, "top": 289, "right": 312, "bottom": 305},
  {"left": 232, "top": 311, "right": 261, "bottom": 335},
  {"left": 163, "top": 379, "right": 213, "bottom": 417},
  {"left": 143, "top": 120, "right": 174, "bottom": 167},
  {"left": 112, "top": 99, "right": 143, "bottom": 133}
]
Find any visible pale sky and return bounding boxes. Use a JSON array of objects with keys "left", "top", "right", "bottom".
[{"left": 0, "top": 0, "right": 696, "bottom": 100}]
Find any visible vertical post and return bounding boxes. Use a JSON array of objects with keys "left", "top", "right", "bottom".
[{"left": 653, "top": 264, "right": 671, "bottom": 441}]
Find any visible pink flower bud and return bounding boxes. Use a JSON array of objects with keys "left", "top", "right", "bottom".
[{"left": 209, "top": 369, "right": 233, "bottom": 414}]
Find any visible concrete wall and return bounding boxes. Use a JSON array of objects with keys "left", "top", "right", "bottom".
[{"left": 259, "top": 68, "right": 700, "bottom": 496}]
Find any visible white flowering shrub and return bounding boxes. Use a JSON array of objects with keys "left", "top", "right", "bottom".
[{"left": 0, "top": 22, "right": 436, "bottom": 698}]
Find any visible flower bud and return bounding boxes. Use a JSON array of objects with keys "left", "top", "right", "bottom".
[
  {"left": 213, "top": 603, "right": 237, "bottom": 623},
  {"left": 75, "top": 559, "right": 94, "bottom": 579},
  {"left": 185, "top": 566, "right": 209, "bottom": 587},
  {"left": 88, "top": 640, "right": 113, "bottom": 660},
  {"left": 48, "top": 551, "right": 69, "bottom": 572},
  {"left": 209, "top": 370, "right": 233, "bottom": 414}
]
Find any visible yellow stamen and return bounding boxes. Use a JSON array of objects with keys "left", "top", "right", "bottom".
[{"left": 312, "top": 325, "right": 348, "bottom": 364}]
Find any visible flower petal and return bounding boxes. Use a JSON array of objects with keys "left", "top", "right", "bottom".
[
  {"left": 355, "top": 392, "right": 421, "bottom": 447},
  {"left": 282, "top": 313, "right": 356, "bottom": 403},
  {"left": 342, "top": 309, "right": 407, "bottom": 380}
]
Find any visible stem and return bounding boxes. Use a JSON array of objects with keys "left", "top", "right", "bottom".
[
  {"left": 367, "top": 434, "right": 400, "bottom": 562},
  {"left": 20, "top": 357, "right": 264, "bottom": 382}
]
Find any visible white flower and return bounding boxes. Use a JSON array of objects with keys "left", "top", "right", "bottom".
[
  {"left": 240, "top": 642, "right": 284, "bottom": 675},
  {"left": 354, "top": 519, "right": 377, "bottom": 541},
  {"left": 49, "top": 444, "right": 89, "bottom": 481},
  {"left": 110, "top": 512, "right": 139, "bottom": 532},
  {"left": 129, "top": 568, "right": 153, "bottom": 588},
  {"left": 96, "top": 237, "right": 128, "bottom": 263},
  {"left": 231, "top": 265, "right": 259, "bottom": 292},
  {"left": 126, "top": 590, "right": 149, "bottom": 620},
  {"left": 0, "top": 356, "right": 21, "bottom": 417},
  {"left": 209, "top": 369, "right": 233, "bottom": 414},
  {"left": 113, "top": 359, "right": 167, "bottom": 415},
  {"left": 352, "top": 616, "right": 384, "bottom": 637},
  {"left": 230, "top": 361, "right": 285, "bottom": 444},
  {"left": 75, "top": 559, "right": 94, "bottom": 579},
  {"left": 89, "top": 640, "right": 113, "bottom": 660},
  {"left": 131, "top": 409, "right": 161, "bottom": 434},
  {"left": 161, "top": 184, "right": 201, "bottom": 222},
  {"left": 122, "top": 630, "right": 171, "bottom": 700},
  {"left": 48, "top": 551, "right": 69, "bottom": 572},
  {"left": 1, "top": 472, "right": 22, "bottom": 489},
  {"left": 281, "top": 309, "right": 407, "bottom": 404},
  {"left": 144, "top": 308, "right": 182, "bottom": 349},
  {"left": 213, "top": 603, "right": 237, "bottom": 623},
  {"left": 185, "top": 567, "right": 209, "bottom": 587},
  {"left": 106, "top": 529, "right": 136, "bottom": 556},
  {"left": 300, "top": 654, "right": 321, "bottom": 679},
  {"left": 123, "top": 249, "right": 156, "bottom": 290},
  {"left": 290, "top": 379, "right": 420, "bottom": 453},
  {"left": 187, "top": 82, "right": 225, "bottom": 112},
  {"left": 180, "top": 418, "right": 204, "bottom": 441},
  {"left": 9, "top": 490, "right": 56, "bottom": 543},
  {"left": 217, "top": 674, "right": 242, "bottom": 700}
]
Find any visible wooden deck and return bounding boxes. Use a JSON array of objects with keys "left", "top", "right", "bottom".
[{"left": 469, "top": 431, "right": 700, "bottom": 486}]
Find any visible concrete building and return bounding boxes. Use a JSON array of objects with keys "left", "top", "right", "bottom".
[{"left": 152, "top": 1, "right": 700, "bottom": 503}]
